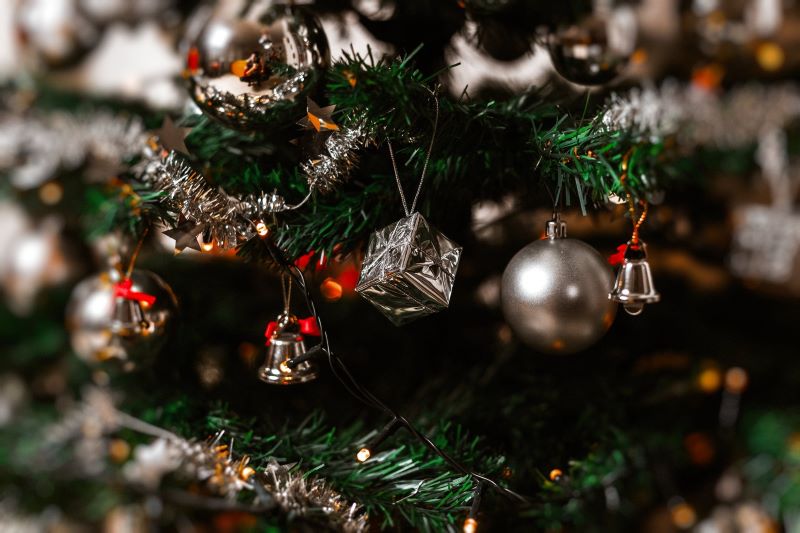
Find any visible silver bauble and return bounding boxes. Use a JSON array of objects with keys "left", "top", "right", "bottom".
[
  {"left": 546, "top": 6, "right": 636, "bottom": 86},
  {"left": 66, "top": 269, "right": 178, "bottom": 367},
  {"left": 186, "top": 2, "right": 329, "bottom": 130},
  {"left": 501, "top": 218, "right": 616, "bottom": 354}
]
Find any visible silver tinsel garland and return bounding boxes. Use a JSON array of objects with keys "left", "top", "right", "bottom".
[
  {"left": 601, "top": 82, "right": 800, "bottom": 148},
  {"left": 262, "top": 459, "right": 367, "bottom": 533},
  {"left": 0, "top": 111, "right": 145, "bottom": 189},
  {"left": 302, "top": 112, "right": 375, "bottom": 193},
  {"left": 0, "top": 500, "right": 52, "bottom": 533},
  {"left": 124, "top": 432, "right": 257, "bottom": 498},
  {"left": 137, "top": 112, "right": 375, "bottom": 249},
  {"left": 136, "top": 146, "right": 264, "bottom": 248},
  {"left": 0, "top": 101, "right": 373, "bottom": 250},
  {"left": 36, "top": 387, "right": 367, "bottom": 530}
]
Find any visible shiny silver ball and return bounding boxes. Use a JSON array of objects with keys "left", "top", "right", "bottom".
[
  {"left": 501, "top": 237, "right": 616, "bottom": 354},
  {"left": 546, "top": 9, "right": 636, "bottom": 86},
  {"left": 186, "top": 3, "right": 329, "bottom": 130},
  {"left": 66, "top": 269, "right": 178, "bottom": 367}
]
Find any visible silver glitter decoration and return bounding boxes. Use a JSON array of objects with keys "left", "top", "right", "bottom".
[
  {"left": 729, "top": 129, "right": 800, "bottom": 283},
  {"left": 137, "top": 146, "right": 292, "bottom": 249},
  {"left": 44, "top": 387, "right": 120, "bottom": 447},
  {"left": 262, "top": 460, "right": 368, "bottom": 533},
  {"left": 36, "top": 387, "right": 364, "bottom": 529},
  {"left": 0, "top": 111, "right": 144, "bottom": 189},
  {"left": 41, "top": 386, "right": 120, "bottom": 475},
  {"left": 302, "top": 112, "right": 375, "bottom": 193},
  {"left": 729, "top": 205, "right": 800, "bottom": 283},
  {"left": 0, "top": 500, "right": 54, "bottom": 533},
  {"left": 125, "top": 432, "right": 256, "bottom": 498},
  {"left": 137, "top": 112, "right": 374, "bottom": 248},
  {"left": 124, "top": 435, "right": 367, "bottom": 529},
  {"left": 356, "top": 212, "right": 462, "bottom": 326},
  {"left": 602, "top": 82, "right": 800, "bottom": 148}
]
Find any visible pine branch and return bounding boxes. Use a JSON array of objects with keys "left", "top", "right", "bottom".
[
  {"left": 204, "top": 407, "right": 502, "bottom": 532},
  {"left": 104, "top": 49, "right": 682, "bottom": 260}
]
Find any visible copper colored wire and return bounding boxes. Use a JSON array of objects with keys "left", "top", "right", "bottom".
[
  {"left": 125, "top": 227, "right": 150, "bottom": 278},
  {"left": 619, "top": 149, "right": 648, "bottom": 245}
]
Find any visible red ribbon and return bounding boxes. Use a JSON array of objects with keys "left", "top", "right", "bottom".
[
  {"left": 608, "top": 242, "right": 643, "bottom": 266},
  {"left": 608, "top": 244, "right": 628, "bottom": 267},
  {"left": 264, "top": 317, "right": 320, "bottom": 346},
  {"left": 113, "top": 278, "right": 157, "bottom": 307},
  {"left": 186, "top": 47, "right": 200, "bottom": 72}
]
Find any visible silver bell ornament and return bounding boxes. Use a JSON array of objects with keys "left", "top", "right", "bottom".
[
  {"left": 185, "top": 1, "right": 329, "bottom": 130},
  {"left": 609, "top": 241, "right": 660, "bottom": 315},
  {"left": 258, "top": 311, "right": 319, "bottom": 385},
  {"left": 66, "top": 269, "right": 178, "bottom": 367},
  {"left": 545, "top": 1, "right": 637, "bottom": 86},
  {"left": 501, "top": 216, "right": 616, "bottom": 354}
]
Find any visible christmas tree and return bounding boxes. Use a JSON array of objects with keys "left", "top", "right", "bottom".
[{"left": 2, "top": 0, "right": 800, "bottom": 531}]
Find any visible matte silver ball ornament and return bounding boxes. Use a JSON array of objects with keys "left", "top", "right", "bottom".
[
  {"left": 66, "top": 269, "right": 178, "bottom": 367},
  {"left": 501, "top": 217, "right": 616, "bottom": 354},
  {"left": 186, "top": 2, "right": 329, "bottom": 130}
]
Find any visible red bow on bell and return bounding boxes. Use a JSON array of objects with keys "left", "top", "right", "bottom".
[
  {"left": 264, "top": 317, "right": 320, "bottom": 346},
  {"left": 608, "top": 242, "right": 643, "bottom": 266},
  {"left": 113, "top": 278, "right": 157, "bottom": 307},
  {"left": 608, "top": 244, "right": 628, "bottom": 267}
]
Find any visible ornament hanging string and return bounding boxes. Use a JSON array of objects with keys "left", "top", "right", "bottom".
[
  {"left": 113, "top": 228, "right": 158, "bottom": 305},
  {"left": 620, "top": 150, "right": 649, "bottom": 245},
  {"left": 124, "top": 227, "right": 150, "bottom": 279},
  {"left": 387, "top": 87, "right": 440, "bottom": 217},
  {"left": 280, "top": 273, "right": 292, "bottom": 314}
]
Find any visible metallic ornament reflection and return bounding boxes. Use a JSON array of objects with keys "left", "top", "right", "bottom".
[
  {"left": 356, "top": 213, "right": 462, "bottom": 326},
  {"left": 546, "top": 8, "right": 635, "bottom": 86},
  {"left": 608, "top": 241, "right": 660, "bottom": 315},
  {"left": 501, "top": 217, "right": 616, "bottom": 354},
  {"left": 187, "top": 3, "right": 329, "bottom": 130},
  {"left": 258, "top": 312, "right": 318, "bottom": 385},
  {"left": 66, "top": 269, "right": 178, "bottom": 367}
]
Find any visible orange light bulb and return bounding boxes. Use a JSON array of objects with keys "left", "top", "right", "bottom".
[
  {"left": 463, "top": 518, "right": 478, "bottom": 533},
  {"left": 356, "top": 448, "right": 371, "bottom": 463}
]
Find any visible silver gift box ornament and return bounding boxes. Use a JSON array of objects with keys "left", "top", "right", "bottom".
[{"left": 356, "top": 212, "right": 462, "bottom": 325}]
